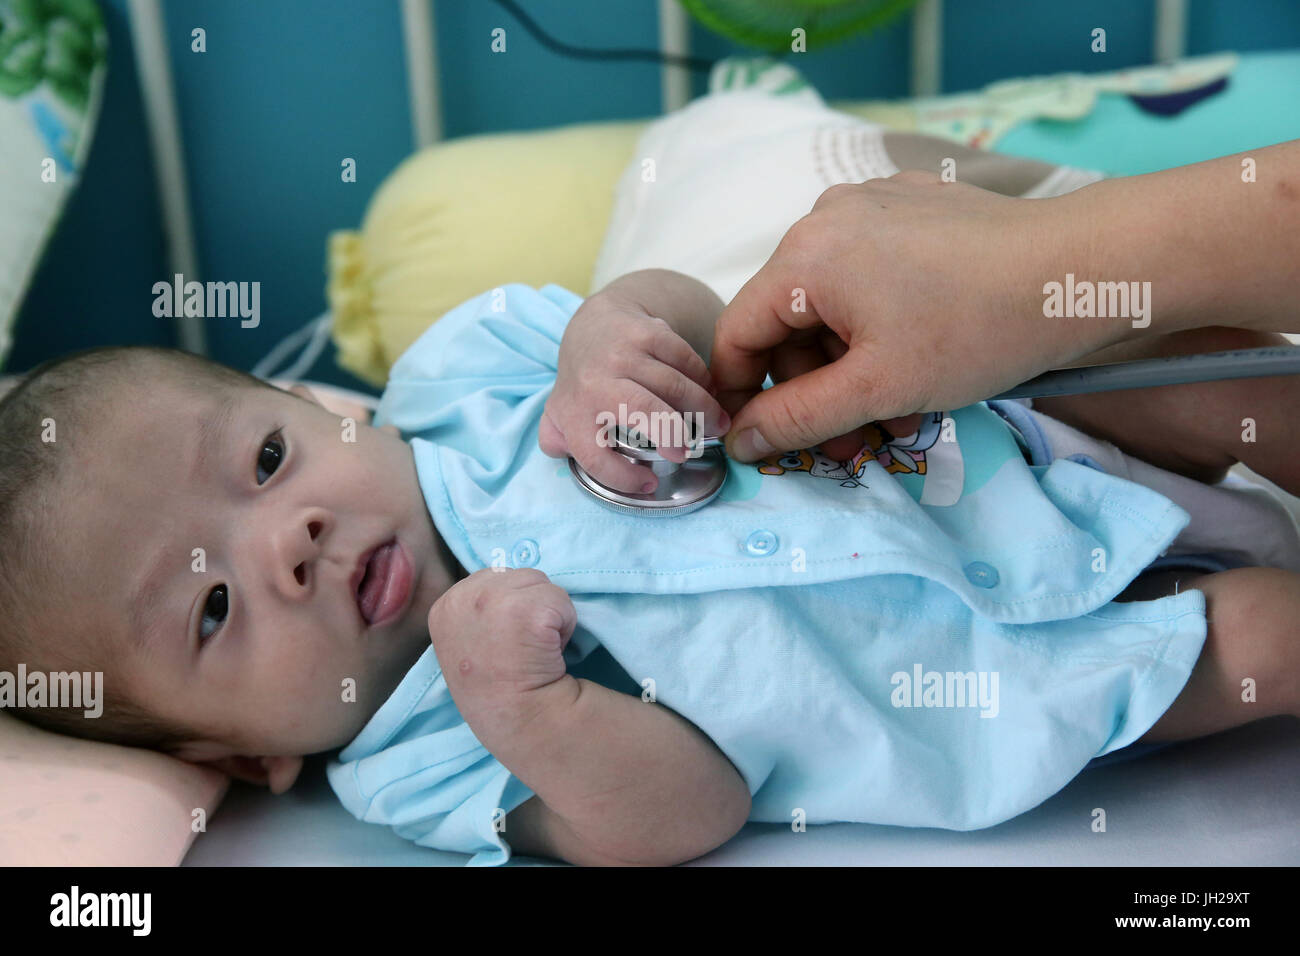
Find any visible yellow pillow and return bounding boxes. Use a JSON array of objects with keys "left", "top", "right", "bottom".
[{"left": 329, "top": 119, "right": 647, "bottom": 385}]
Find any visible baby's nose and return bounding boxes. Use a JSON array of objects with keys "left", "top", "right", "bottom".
[{"left": 272, "top": 513, "right": 328, "bottom": 597}]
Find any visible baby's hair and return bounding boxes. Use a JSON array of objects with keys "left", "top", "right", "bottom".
[{"left": 0, "top": 346, "right": 274, "bottom": 752}]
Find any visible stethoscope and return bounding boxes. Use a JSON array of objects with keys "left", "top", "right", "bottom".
[{"left": 568, "top": 346, "right": 1300, "bottom": 516}]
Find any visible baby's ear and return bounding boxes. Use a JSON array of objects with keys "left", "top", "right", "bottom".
[{"left": 198, "top": 754, "right": 304, "bottom": 795}]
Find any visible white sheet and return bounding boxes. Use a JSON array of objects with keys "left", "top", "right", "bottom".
[{"left": 184, "top": 717, "right": 1299, "bottom": 866}]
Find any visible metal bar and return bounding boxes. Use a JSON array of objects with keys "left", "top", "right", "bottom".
[
  {"left": 401, "top": 0, "right": 442, "bottom": 147},
  {"left": 126, "top": 0, "right": 206, "bottom": 354},
  {"left": 991, "top": 347, "right": 1300, "bottom": 400},
  {"left": 658, "top": 0, "right": 691, "bottom": 112},
  {"left": 1154, "top": 0, "right": 1187, "bottom": 62},
  {"left": 910, "top": 0, "right": 942, "bottom": 97}
]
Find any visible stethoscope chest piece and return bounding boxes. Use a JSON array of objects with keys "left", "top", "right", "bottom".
[{"left": 568, "top": 435, "right": 727, "bottom": 516}]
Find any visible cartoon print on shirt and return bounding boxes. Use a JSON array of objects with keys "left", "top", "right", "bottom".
[
  {"left": 758, "top": 447, "right": 874, "bottom": 488},
  {"left": 755, "top": 412, "right": 966, "bottom": 506},
  {"left": 758, "top": 414, "right": 943, "bottom": 481},
  {"left": 870, "top": 414, "right": 942, "bottom": 475}
]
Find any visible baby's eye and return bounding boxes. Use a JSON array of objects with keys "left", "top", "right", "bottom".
[
  {"left": 199, "top": 585, "right": 228, "bottom": 642},
  {"left": 256, "top": 432, "right": 285, "bottom": 484}
]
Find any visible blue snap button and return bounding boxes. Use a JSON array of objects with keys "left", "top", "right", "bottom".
[
  {"left": 963, "top": 561, "right": 999, "bottom": 588},
  {"left": 744, "top": 530, "right": 779, "bottom": 557},
  {"left": 511, "top": 539, "right": 540, "bottom": 568}
]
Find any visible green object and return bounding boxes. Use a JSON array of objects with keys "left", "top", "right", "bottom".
[
  {"left": 677, "top": 0, "right": 920, "bottom": 52},
  {"left": 0, "top": 0, "right": 106, "bottom": 111}
]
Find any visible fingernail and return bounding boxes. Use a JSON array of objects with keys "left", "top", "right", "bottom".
[
  {"left": 735, "top": 427, "right": 775, "bottom": 460},
  {"left": 719, "top": 410, "right": 731, "bottom": 432}
]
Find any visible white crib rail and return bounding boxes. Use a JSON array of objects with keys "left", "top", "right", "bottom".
[
  {"left": 126, "top": 0, "right": 206, "bottom": 355},
  {"left": 401, "top": 0, "right": 442, "bottom": 148}
]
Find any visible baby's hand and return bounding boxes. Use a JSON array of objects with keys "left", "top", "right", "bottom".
[
  {"left": 427, "top": 568, "right": 577, "bottom": 702},
  {"left": 539, "top": 292, "right": 730, "bottom": 494}
]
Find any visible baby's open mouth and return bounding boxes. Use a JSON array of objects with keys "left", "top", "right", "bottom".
[{"left": 353, "top": 538, "right": 414, "bottom": 628}]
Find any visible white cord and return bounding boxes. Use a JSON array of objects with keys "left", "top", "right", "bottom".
[{"left": 250, "top": 312, "right": 332, "bottom": 380}]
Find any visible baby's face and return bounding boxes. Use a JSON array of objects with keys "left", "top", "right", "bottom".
[{"left": 61, "top": 378, "right": 458, "bottom": 765}]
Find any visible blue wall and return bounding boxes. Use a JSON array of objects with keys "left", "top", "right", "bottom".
[{"left": 9, "top": 0, "right": 1300, "bottom": 391}]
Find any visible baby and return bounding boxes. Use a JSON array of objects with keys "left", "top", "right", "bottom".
[{"left": 2, "top": 267, "right": 1298, "bottom": 866}]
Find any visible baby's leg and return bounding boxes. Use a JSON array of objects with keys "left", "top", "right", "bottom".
[
  {"left": 1033, "top": 326, "right": 1300, "bottom": 497},
  {"left": 1133, "top": 567, "right": 1300, "bottom": 743}
]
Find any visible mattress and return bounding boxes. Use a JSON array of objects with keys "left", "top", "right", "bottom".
[{"left": 183, "top": 717, "right": 1300, "bottom": 866}]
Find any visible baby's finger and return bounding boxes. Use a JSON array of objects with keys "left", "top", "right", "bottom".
[
  {"left": 571, "top": 381, "right": 685, "bottom": 493},
  {"left": 536, "top": 583, "right": 578, "bottom": 649},
  {"left": 537, "top": 407, "right": 569, "bottom": 459},
  {"left": 624, "top": 362, "right": 730, "bottom": 460},
  {"left": 880, "top": 414, "right": 923, "bottom": 439},
  {"left": 642, "top": 318, "right": 713, "bottom": 393},
  {"left": 566, "top": 420, "right": 662, "bottom": 497},
  {"left": 819, "top": 428, "right": 870, "bottom": 461},
  {"left": 611, "top": 378, "right": 704, "bottom": 468},
  {"left": 573, "top": 443, "right": 661, "bottom": 497}
]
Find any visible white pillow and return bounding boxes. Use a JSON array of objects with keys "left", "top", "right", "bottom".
[{"left": 592, "top": 61, "right": 1100, "bottom": 304}]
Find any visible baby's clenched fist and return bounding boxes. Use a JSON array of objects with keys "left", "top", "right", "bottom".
[{"left": 427, "top": 568, "right": 578, "bottom": 701}]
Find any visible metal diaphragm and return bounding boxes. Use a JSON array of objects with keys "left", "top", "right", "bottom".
[{"left": 568, "top": 434, "right": 728, "bottom": 516}]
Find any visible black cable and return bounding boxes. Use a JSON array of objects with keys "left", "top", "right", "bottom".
[{"left": 486, "top": 0, "right": 720, "bottom": 72}]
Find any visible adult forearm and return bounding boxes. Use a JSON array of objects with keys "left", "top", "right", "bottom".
[{"left": 1059, "top": 141, "right": 1300, "bottom": 344}]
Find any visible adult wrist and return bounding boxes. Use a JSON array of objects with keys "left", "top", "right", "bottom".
[{"left": 1036, "top": 174, "right": 1197, "bottom": 353}]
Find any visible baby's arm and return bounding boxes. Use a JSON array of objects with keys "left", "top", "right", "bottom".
[
  {"left": 500, "top": 678, "right": 752, "bottom": 866},
  {"left": 428, "top": 569, "right": 751, "bottom": 865}
]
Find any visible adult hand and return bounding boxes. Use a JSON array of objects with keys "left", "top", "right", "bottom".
[{"left": 709, "top": 171, "right": 1115, "bottom": 461}]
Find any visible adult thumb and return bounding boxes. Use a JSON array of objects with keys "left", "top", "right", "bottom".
[{"left": 725, "top": 349, "right": 889, "bottom": 461}]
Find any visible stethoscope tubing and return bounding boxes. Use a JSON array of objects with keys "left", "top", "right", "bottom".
[
  {"left": 575, "top": 346, "right": 1300, "bottom": 503},
  {"left": 989, "top": 346, "right": 1300, "bottom": 400}
]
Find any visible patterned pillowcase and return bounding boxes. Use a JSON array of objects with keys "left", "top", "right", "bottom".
[{"left": 0, "top": 0, "right": 107, "bottom": 368}]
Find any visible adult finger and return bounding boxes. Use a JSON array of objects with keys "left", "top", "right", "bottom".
[
  {"left": 709, "top": 246, "right": 826, "bottom": 418},
  {"left": 725, "top": 346, "right": 901, "bottom": 461},
  {"left": 768, "top": 333, "right": 869, "bottom": 461}
]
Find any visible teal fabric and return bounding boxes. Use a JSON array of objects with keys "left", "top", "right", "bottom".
[
  {"left": 326, "top": 645, "right": 536, "bottom": 867},
  {"left": 329, "top": 283, "right": 1208, "bottom": 865},
  {"left": 996, "top": 51, "right": 1300, "bottom": 175}
]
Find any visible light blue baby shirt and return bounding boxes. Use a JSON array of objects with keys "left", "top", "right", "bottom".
[{"left": 327, "top": 283, "right": 1207, "bottom": 865}]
